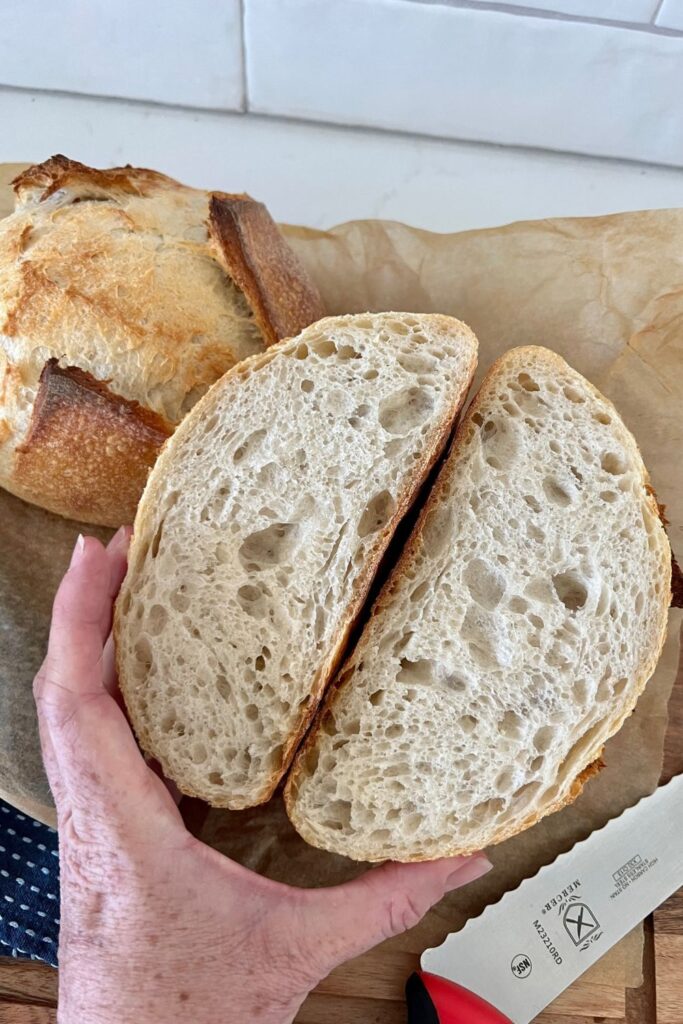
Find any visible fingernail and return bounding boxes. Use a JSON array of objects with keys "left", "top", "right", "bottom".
[
  {"left": 70, "top": 534, "right": 86, "bottom": 566},
  {"left": 446, "top": 854, "right": 493, "bottom": 889}
]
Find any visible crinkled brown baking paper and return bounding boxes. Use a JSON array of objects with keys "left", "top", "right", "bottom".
[{"left": 1, "top": 166, "right": 681, "bottom": 1006}]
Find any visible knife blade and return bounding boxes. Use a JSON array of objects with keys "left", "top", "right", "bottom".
[{"left": 408, "top": 773, "right": 683, "bottom": 1023}]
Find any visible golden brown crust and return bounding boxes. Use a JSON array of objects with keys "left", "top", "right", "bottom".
[
  {"left": 671, "top": 554, "right": 683, "bottom": 609},
  {"left": 208, "top": 194, "right": 325, "bottom": 347},
  {"left": 1, "top": 156, "right": 326, "bottom": 525},
  {"left": 285, "top": 345, "right": 672, "bottom": 860},
  {"left": 13, "top": 359, "right": 172, "bottom": 526},
  {"left": 645, "top": 482, "right": 669, "bottom": 527},
  {"left": 645, "top": 482, "right": 682, "bottom": 609},
  {"left": 11, "top": 153, "right": 180, "bottom": 204}
]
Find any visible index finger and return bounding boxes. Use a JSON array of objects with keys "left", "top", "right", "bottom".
[{"left": 35, "top": 535, "right": 152, "bottom": 823}]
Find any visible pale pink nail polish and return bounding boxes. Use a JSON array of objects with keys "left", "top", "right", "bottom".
[
  {"left": 446, "top": 854, "right": 493, "bottom": 888},
  {"left": 70, "top": 534, "right": 86, "bottom": 566}
]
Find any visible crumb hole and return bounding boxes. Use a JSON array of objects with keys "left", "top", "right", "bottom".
[
  {"left": 601, "top": 451, "right": 627, "bottom": 476},
  {"left": 463, "top": 557, "right": 505, "bottom": 610},
  {"left": 233, "top": 428, "right": 267, "bottom": 464},
  {"left": 379, "top": 386, "right": 434, "bottom": 435},
  {"left": 397, "top": 658, "right": 434, "bottom": 686},
  {"left": 552, "top": 570, "right": 588, "bottom": 611},
  {"left": 543, "top": 477, "right": 573, "bottom": 507},
  {"left": 150, "top": 520, "right": 164, "bottom": 558},
  {"left": 311, "top": 339, "right": 336, "bottom": 358},
  {"left": 238, "top": 522, "right": 298, "bottom": 569},
  {"left": 501, "top": 710, "right": 523, "bottom": 739},
  {"left": 534, "top": 726, "right": 555, "bottom": 752},
  {"left": 563, "top": 385, "right": 585, "bottom": 403},
  {"left": 358, "top": 489, "right": 396, "bottom": 537},
  {"left": 458, "top": 714, "right": 478, "bottom": 734},
  {"left": 518, "top": 373, "right": 540, "bottom": 392},
  {"left": 337, "top": 344, "right": 360, "bottom": 360}
]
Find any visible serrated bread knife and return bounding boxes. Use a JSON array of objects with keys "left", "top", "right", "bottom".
[{"left": 406, "top": 773, "right": 683, "bottom": 1023}]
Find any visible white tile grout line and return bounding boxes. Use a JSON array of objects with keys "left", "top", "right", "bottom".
[
  {"left": 652, "top": 0, "right": 667, "bottom": 25},
  {"left": 402, "top": 0, "right": 683, "bottom": 37},
  {"left": 238, "top": 0, "right": 248, "bottom": 112},
  {"left": 3, "top": 82, "right": 683, "bottom": 174}
]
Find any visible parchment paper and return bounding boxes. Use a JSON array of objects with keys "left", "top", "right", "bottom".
[{"left": 1, "top": 166, "right": 681, "bottom": 998}]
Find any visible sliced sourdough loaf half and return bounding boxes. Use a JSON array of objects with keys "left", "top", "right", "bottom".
[
  {"left": 285, "top": 346, "right": 672, "bottom": 862},
  {"left": 115, "top": 312, "right": 478, "bottom": 808}
]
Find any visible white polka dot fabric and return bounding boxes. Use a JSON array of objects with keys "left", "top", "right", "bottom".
[{"left": 0, "top": 801, "right": 59, "bottom": 967}]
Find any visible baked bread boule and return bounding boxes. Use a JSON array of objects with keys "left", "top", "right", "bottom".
[{"left": 0, "top": 155, "right": 324, "bottom": 525}]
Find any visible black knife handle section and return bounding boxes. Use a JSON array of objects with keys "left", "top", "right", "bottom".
[
  {"left": 406, "top": 971, "right": 515, "bottom": 1024},
  {"left": 406, "top": 973, "right": 440, "bottom": 1024}
]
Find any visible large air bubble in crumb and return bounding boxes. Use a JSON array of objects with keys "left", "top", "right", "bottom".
[
  {"left": 379, "top": 386, "right": 434, "bottom": 435},
  {"left": 358, "top": 490, "right": 396, "bottom": 537},
  {"left": 238, "top": 522, "right": 299, "bottom": 570},
  {"left": 552, "top": 570, "right": 588, "bottom": 612},
  {"left": 463, "top": 558, "right": 506, "bottom": 610}
]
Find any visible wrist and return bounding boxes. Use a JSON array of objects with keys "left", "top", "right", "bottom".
[{"left": 57, "top": 950, "right": 309, "bottom": 1024}]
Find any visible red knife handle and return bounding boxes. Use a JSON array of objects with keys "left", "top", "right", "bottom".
[{"left": 406, "top": 971, "right": 514, "bottom": 1024}]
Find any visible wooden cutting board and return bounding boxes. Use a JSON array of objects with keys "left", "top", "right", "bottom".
[{"left": 1, "top": 640, "right": 681, "bottom": 1023}]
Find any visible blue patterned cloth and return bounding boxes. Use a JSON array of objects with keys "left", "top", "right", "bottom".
[{"left": 0, "top": 800, "right": 59, "bottom": 967}]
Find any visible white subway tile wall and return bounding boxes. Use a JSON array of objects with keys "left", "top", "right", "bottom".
[
  {"left": 0, "top": 0, "right": 244, "bottom": 109},
  {"left": 246, "top": 0, "right": 683, "bottom": 165},
  {"left": 657, "top": 0, "right": 683, "bottom": 31},
  {"left": 0, "top": 0, "right": 682, "bottom": 174},
  {"left": 4, "top": 87, "right": 683, "bottom": 231}
]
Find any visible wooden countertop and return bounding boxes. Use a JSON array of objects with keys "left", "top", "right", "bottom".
[{"left": 1, "top": 640, "right": 681, "bottom": 1023}]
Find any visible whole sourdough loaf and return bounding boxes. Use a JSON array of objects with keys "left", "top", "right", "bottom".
[
  {"left": 115, "top": 312, "right": 478, "bottom": 808},
  {"left": 285, "top": 347, "right": 672, "bottom": 861},
  {"left": 0, "top": 155, "right": 323, "bottom": 525}
]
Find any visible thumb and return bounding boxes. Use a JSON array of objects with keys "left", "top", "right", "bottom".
[{"left": 300, "top": 853, "right": 492, "bottom": 967}]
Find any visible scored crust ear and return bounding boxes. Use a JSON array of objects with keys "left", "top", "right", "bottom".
[
  {"left": 208, "top": 193, "right": 325, "bottom": 346},
  {"left": 13, "top": 359, "right": 172, "bottom": 527},
  {"left": 11, "top": 153, "right": 181, "bottom": 205}
]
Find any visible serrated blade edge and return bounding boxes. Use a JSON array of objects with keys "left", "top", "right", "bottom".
[{"left": 422, "top": 774, "right": 683, "bottom": 1023}]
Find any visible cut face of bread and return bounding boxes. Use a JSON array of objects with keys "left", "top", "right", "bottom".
[
  {"left": 115, "top": 312, "right": 478, "bottom": 808},
  {"left": 285, "top": 346, "right": 672, "bottom": 862}
]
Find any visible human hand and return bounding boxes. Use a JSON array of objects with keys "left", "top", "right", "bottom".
[{"left": 34, "top": 530, "right": 491, "bottom": 1024}]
